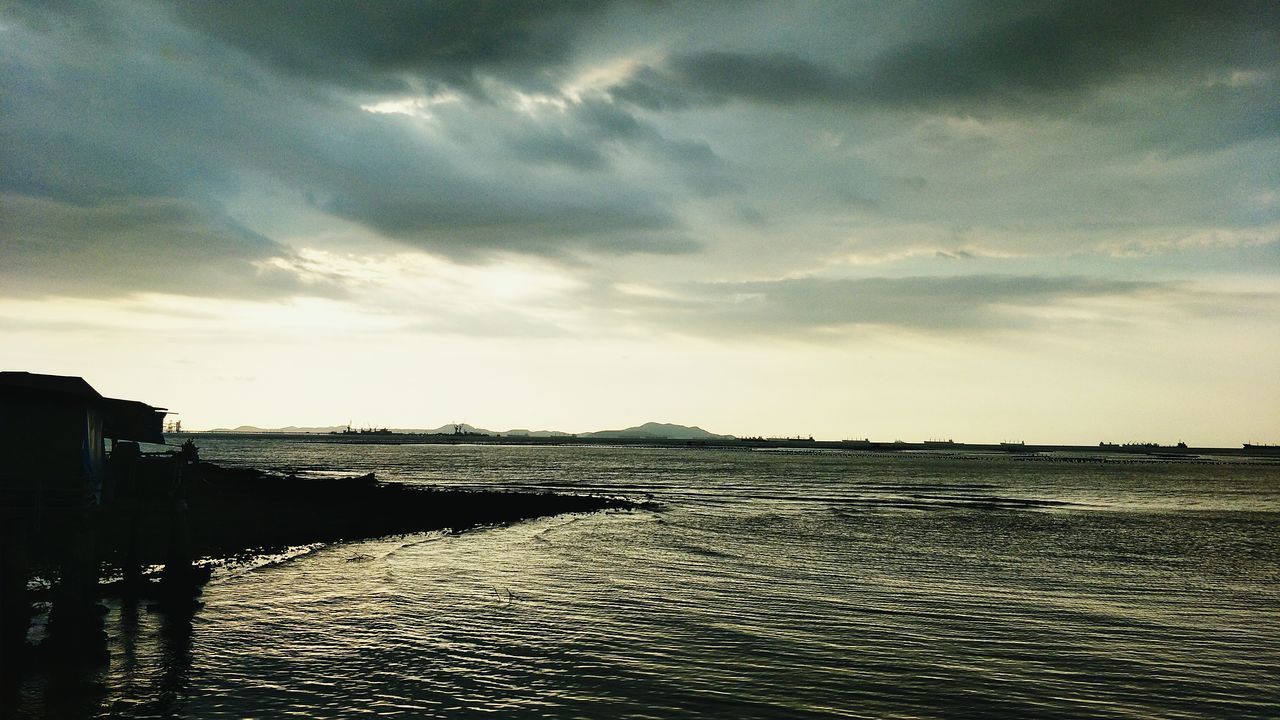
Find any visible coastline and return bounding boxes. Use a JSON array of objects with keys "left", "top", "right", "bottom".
[{"left": 180, "top": 431, "right": 1280, "bottom": 462}]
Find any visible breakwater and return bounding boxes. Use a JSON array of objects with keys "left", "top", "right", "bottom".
[
  {"left": 2, "top": 460, "right": 640, "bottom": 673},
  {"left": 106, "top": 462, "right": 639, "bottom": 567}
]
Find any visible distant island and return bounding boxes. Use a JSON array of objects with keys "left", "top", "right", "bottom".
[
  {"left": 582, "top": 422, "right": 733, "bottom": 440},
  {"left": 193, "top": 422, "right": 1280, "bottom": 460},
  {"left": 209, "top": 421, "right": 734, "bottom": 441}
]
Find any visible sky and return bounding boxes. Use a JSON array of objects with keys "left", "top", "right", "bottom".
[{"left": 1, "top": 0, "right": 1278, "bottom": 444}]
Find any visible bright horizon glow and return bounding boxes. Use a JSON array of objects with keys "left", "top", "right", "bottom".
[{"left": 4, "top": 280, "right": 1275, "bottom": 446}]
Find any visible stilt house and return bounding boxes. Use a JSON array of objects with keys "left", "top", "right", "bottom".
[{"left": 0, "top": 371, "right": 167, "bottom": 508}]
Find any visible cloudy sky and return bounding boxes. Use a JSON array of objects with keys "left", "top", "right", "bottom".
[{"left": 2, "top": 1, "right": 1277, "bottom": 443}]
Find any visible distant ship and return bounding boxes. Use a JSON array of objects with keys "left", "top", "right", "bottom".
[
  {"left": 1099, "top": 442, "right": 1189, "bottom": 452},
  {"left": 338, "top": 424, "right": 395, "bottom": 436}
]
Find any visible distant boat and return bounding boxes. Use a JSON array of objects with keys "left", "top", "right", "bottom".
[
  {"left": 338, "top": 425, "right": 395, "bottom": 435},
  {"left": 1100, "top": 441, "right": 1190, "bottom": 452}
]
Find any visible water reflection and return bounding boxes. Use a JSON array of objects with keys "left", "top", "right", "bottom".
[
  {"left": 11, "top": 594, "right": 199, "bottom": 719},
  {"left": 156, "top": 598, "right": 196, "bottom": 715}
]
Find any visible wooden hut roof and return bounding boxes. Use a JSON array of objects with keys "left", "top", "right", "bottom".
[
  {"left": 0, "top": 372, "right": 168, "bottom": 443},
  {"left": 0, "top": 371, "right": 103, "bottom": 403}
]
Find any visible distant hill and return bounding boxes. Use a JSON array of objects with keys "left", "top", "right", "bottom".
[
  {"left": 204, "top": 421, "right": 731, "bottom": 439},
  {"left": 496, "top": 428, "right": 575, "bottom": 438},
  {"left": 206, "top": 422, "right": 578, "bottom": 437},
  {"left": 405, "top": 423, "right": 571, "bottom": 437},
  {"left": 210, "top": 424, "right": 348, "bottom": 433},
  {"left": 209, "top": 423, "right": 479, "bottom": 435},
  {"left": 584, "top": 422, "right": 734, "bottom": 440}
]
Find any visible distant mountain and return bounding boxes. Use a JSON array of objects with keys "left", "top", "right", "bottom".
[
  {"left": 584, "top": 422, "right": 734, "bottom": 440},
  {"left": 402, "top": 423, "right": 570, "bottom": 437},
  {"left": 412, "top": 423, "right": 485, "bottom": 435},
  {"left": 209, "top": 423, "right": 475, "bottom": 435},
  {"left": 210, "top": 424, "right": 348, "bottom": 433},
  {"left": 207, "top": 422, "right": 573, "bottom": 437},
  {"left": 497, "top": 428, "right": 575, "bottom": 438},
  {"left": 205, "top": 421, "right": 731, "bottom": 439}
]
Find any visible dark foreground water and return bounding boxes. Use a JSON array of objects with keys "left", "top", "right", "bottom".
[{"left": 12, "top": 440, "right": 1280, "bottom": 719}]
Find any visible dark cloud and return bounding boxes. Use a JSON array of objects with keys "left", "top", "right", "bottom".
[
  {"left": 627, "top": 275, "right": 1169, "bottom": 336},
  {"left": 323, "top": 184, "right": 682, "bottom": 255},
  {"left": 607, "top": 66, "right": 703, "bottom": 111},
  {"left": 497, "top": 94, "right": 729, "bottom": 178},
  {"left": 300, "top": 109, "right": 683, "bottom": 253},
  {"left": 1124, "top": 74, "right": 1280, "bottom": 155},
  {"left": 0, "top": 2, "right": 703, "bottom": 264},
  {"left": 167, "top": 0, "right": 614, "bottom": 95},
  {"left": 0, "top": 50, "right": 235, "bottom": 203},
  {"left": 866, "top": 0, "right": 1278, "bottom": 110},
  {"left": 667, "top": 52, "right": 850, "bottom": 106},
  {"left": 506, "top": 129, "right": 610, "bottom": 171},
  {"left": 567, "top": 98, "right": 736, "bottom": 193},
  {"left": 574, "top": 99, "right": 648, "bottom": 139},
  {"left": 0, "top": 194, "right": 342, "bottom": 299},
  {"left": 1, "top": 0, "right": 1276, "bottom": 311},
  {"left": 613, "top": 1, "right": 1279, "bottom": 111}
]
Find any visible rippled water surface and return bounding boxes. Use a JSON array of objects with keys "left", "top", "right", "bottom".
[{"left": 13, "top": 440, "right": 1280, "bottom": 718}]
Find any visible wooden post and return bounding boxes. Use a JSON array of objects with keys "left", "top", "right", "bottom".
[
  {"left": 45, "top": 507, "right": 107, "bottom": 659},
  {"left": 112, "top": 442, "right": 143, "bottom": 595},
  {"left": 0, "top": 517, "right": 32, "bottom": 675},
  {"left": 159, "top": 457, "right": 201, "bottom": 607}
]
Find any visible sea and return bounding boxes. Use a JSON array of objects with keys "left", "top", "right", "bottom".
[{"left": 10, "top": 438, "right": 1280, "bottom": 719}]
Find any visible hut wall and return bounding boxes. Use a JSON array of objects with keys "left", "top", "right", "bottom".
[{"left": 0, "top": 402, "right": 103, "bottom": 507}]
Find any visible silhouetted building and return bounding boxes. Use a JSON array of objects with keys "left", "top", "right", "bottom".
[{"left": 0, "top": 371, "right": 167, "bottom": 507}]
